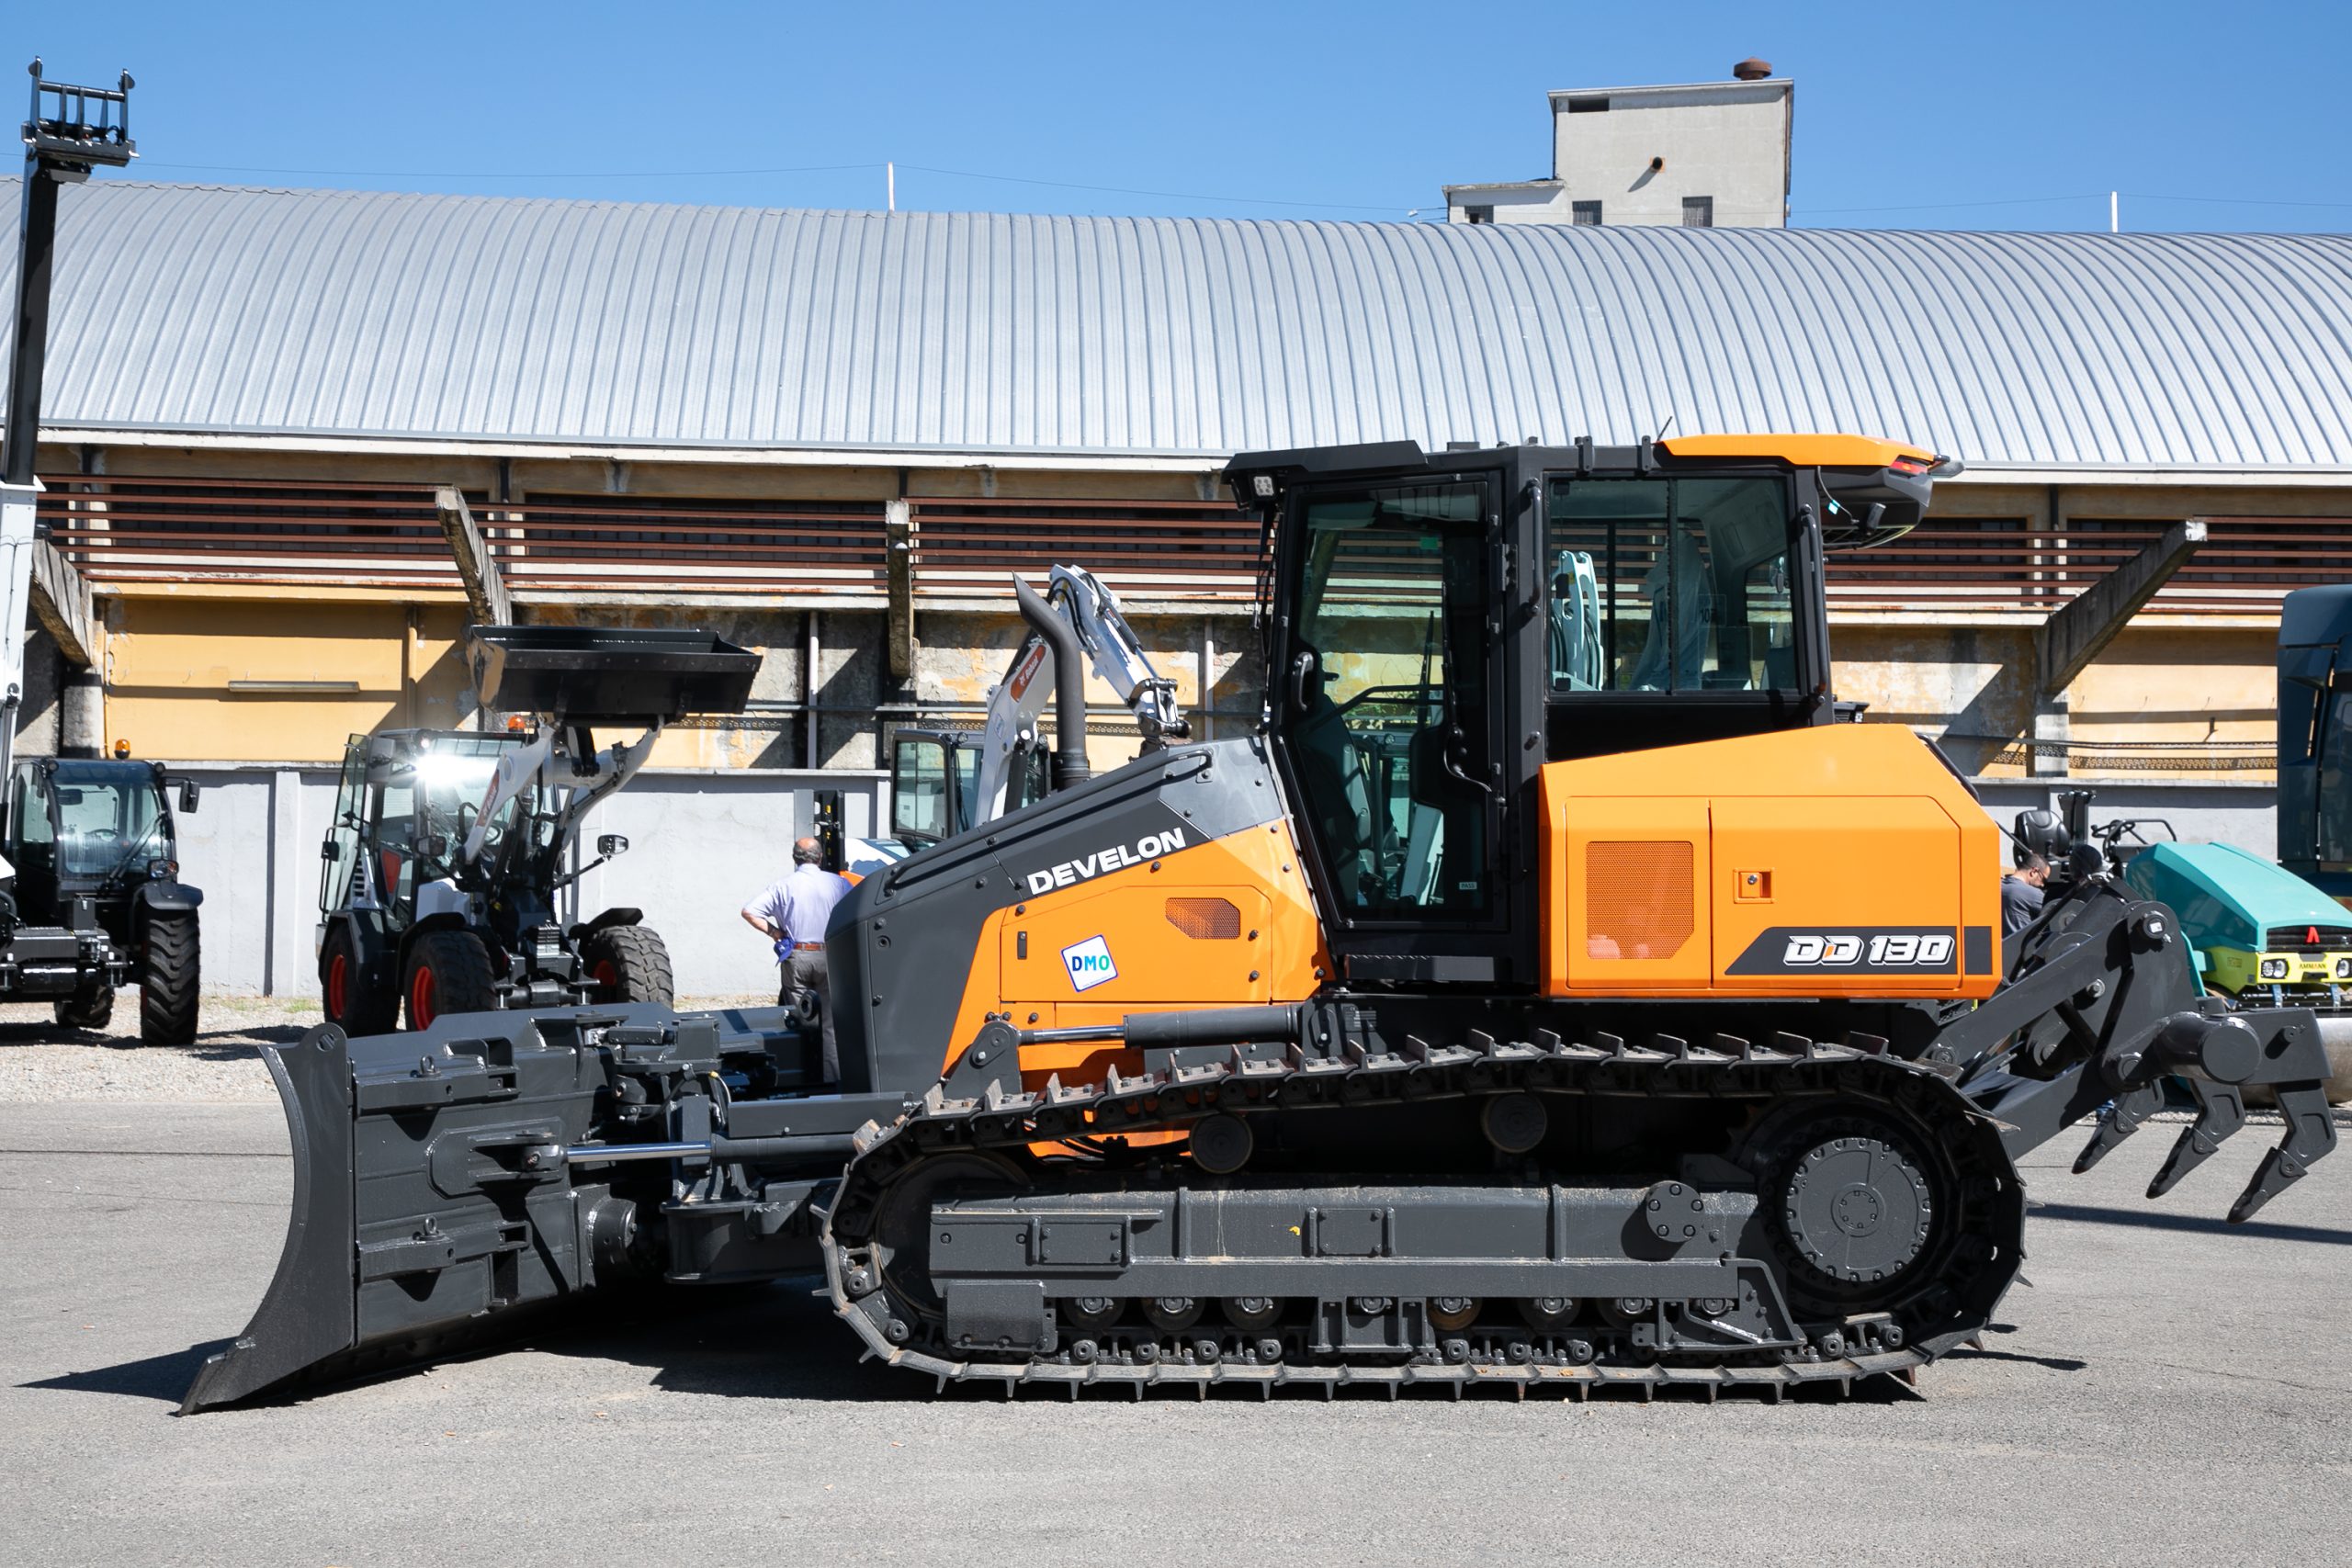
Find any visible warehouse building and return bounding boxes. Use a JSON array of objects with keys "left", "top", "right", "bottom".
[{"left": 2, "top": 179, "right": 2347, "bottom": 993}]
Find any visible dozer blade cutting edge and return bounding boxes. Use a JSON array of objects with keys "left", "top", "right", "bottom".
[{"left": 182, "top": 1028, "right": 355, "bottom": 1413}]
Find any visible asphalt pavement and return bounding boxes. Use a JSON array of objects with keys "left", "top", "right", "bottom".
[{"left": 3, "top": 1099, "right": 2348, "bottom": 1567}]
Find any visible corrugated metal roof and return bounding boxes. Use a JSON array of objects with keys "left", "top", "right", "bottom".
[{"left": 5, "top": 179, "right": 2350, "bottom": 470}]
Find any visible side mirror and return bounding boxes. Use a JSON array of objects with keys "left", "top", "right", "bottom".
[
  {"left": 176, "top": 779, "right": 200, "bottom": 814},
  {"left": 418, "top": 832, "right": 450, "bottom": 860},
  {"left": 321, "top": 839, "right": 343, "bottom": 863},
  {"left": 597, "top": 833, "right": 629, "bottom": 858}
]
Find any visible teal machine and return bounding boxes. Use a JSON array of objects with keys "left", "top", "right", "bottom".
[
  {"left": 2280, "top": 584, "right": 2352, "bottom": 908},
  {"left": 2013, "top": 792, "right": 2350, "bottom": 1007}
]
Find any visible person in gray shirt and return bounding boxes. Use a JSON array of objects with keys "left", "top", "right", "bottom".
[
  {"left": 741, "top": 837, "right": 852, "bottom": 1080},
  {"left": 2002, "top": 852, "right": 2049, "bottom": 935}
]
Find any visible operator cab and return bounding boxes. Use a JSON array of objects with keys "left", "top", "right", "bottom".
[
  {"left": 6, "top": 758, "right": 198, "bottom": 925},
  {"left": 320, "top": 729, "right": 539, "bottom": 931},
  {"left": 1226, "top": 434, "right": 1952, "bottom": 985},
  {"left": 886, "top": 727, "right": 1049, "bottom": 852}
]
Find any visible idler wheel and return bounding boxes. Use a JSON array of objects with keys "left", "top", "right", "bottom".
[
  {"left": 870, "top": 1152, "right": 1028, "bottom": 1316},
  {"left": 1780, "top": 1133, "right": 1935, "bottom": 1290}
]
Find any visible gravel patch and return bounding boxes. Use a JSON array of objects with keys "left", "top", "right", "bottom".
[{"left": 0, "top": 995, "right": 770, "bottom": 1103}]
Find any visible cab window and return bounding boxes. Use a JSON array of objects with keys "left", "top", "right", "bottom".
[{"left": 1546, "top": 476, "right": 1796, "bottom": 693}]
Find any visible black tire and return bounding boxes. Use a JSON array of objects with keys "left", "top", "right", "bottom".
[
  {"left": 580, "top": 922, "right": 674, "bottom": 1007},
  {"left": 55, "top": 987, "right": 115, "bottom": 1032},
  {"left": 140, "top": 912, "right": 202, "bottom": 1046},
  {"left": 321, "top": 922, "right": 398, "bottom": 1037},
  {"left": 403, "top": 928, "right": 500, "bottom": 1030}
]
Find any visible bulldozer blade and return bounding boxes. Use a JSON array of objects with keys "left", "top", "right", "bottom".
[
  {"left": 182, "top": 1009, "right": 632, "bottom": 1412},
  {"left": 2074, "top": 1084, "right": 2165, "bottom": 1175},
  {"left": 2147, "top": 1078, "right": 2247, "bottom": 1200},
  {"left": 182, "top": 1027, "right": 356, "bottom": 1413},
  {"left": 2228, "top": 1084, "right": 2339, "bottom": 1224}
]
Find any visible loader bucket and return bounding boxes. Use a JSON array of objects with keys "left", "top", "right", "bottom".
[
  {"left": 183, "top": 1006, "right": 697, "bottom": 1412},
  {"left": 467, "top": 625, "right": 760, "bottom": 724}
]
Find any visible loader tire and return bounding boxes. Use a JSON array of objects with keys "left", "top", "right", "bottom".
[
  {"left": 322, "top": 924, "right": 397, "bottom": 1037},
  {"left": 403, "top": 929, "right": 499, "bottom": 1030},
  {"left": 140, "top": 912, "right": 202, "bottom": 1046},
  {"left": 581, "top": 922, "right": 673, "bottom": 1007},
  {"left": 55, "top": 987, "right": 114, "bottom": 1032}
]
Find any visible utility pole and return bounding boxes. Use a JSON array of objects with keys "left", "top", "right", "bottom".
[
  {"left": 887, "top": 161, "right": 895, "bottom": 212},
  {"left": 4, "top": 60, "right": 137, "bottom": 768},
  {"left": 2109, "top": 191, "right": 2119, "bottom": 233}
]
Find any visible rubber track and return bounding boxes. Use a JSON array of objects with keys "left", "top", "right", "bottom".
[{"left": 820, "top": 1029, "right": 2018, "bottom": 1400}]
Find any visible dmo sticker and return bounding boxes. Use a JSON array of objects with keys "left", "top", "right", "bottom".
[
  {"left": 1724, "top": 927, "right": 1959, "bottom": 976},
  {"left": 1061, "top": 934, "right": 1119, "bottom": 992}
]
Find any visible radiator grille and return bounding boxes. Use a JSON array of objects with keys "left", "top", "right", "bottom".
[
  {"left": 1165, "top": 897, "right": 1243, "bottom": 940},
  {"left": 1585, "top": 842, "right": 1694, "bottom": 961},
  {"left": 2264, "top": 924, "right": 2352, "bottom": 953}
]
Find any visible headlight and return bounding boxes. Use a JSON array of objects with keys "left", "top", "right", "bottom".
[
  {"left": 2336, "top": 957, "right": 2352, "bottom": 980},
  {"left": 2259, "top": 958, "right": 2290, "bottom": 981}
]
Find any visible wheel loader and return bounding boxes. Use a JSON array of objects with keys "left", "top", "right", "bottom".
[
  {"left": 315, "top": 625, "right": 759, "bottom": 1032},
  {"left": 186, "top": 434, "right": 2338, "bottom": 1411}
]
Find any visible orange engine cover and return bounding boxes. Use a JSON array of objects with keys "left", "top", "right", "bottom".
[{"left": 1539, "top": 724, "right": 2001, "bottom": 1000}]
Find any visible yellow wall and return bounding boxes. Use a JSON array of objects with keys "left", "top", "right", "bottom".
[{"left": 105, "top": 596, "right": 474, "bottom": 762}]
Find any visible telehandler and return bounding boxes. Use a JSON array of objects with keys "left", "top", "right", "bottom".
[{"left": 187, "top": 434, "right": 2336, "bottom": 1409}]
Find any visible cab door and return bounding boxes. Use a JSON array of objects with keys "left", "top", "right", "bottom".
[{"left": 1274, "top": 470, "right": 1521, "bottom": 981}]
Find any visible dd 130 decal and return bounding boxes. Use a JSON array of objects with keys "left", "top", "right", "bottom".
[{"left": 1724, "top": 926, "right": 1958, "bottom": 976}]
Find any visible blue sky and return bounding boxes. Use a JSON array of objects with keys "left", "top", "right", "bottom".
[{"left": 19, "top": 0, "right": 2352, "bottom": 231}]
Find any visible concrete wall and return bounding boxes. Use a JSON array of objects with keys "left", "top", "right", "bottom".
[
  {"left": 1551, "top": 83, "right": 1791, "bottom": 227},
  {"left": 1448, "top": 81, "right": 1792, "bottom": 226},
  {"left": 1972, "top": 777, "right": 2277, "bottom": 863},
  {"left": 166, "top": 763, "right": 885, "bottom": 1000}
]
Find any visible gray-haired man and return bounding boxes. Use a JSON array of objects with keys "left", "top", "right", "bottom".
[{"left": 741, "top": 836, "right": 852, "bottom": 1080}]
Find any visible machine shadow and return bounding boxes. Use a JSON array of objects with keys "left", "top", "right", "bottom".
[
  {"left": 2030, "top": 1201, "right": 2352, "bottom": 1247},
  {"left": 38, "top": 1299, "right": 1984, "bottom": 1411},
  {"left": 1944, "top": 1347, "right": 2090, "bottom": 1372},
  {"left": 23, "top": 1341, "right": 231, "bottom": 1404},
  {"left": 534, "top": 1277, "right": 927, "bottom": 1404}
]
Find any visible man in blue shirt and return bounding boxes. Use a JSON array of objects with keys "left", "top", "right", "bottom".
[
  {"left": 2002, "top": 852, "right": 2049, "bottom": 936},
  {"left": 741, "top": 837, "right": 852, "bottom": 1080}
]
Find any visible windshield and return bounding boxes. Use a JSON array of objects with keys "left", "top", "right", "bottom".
[
  {"left": 405, "top": 737, "right": 528, "bottom": 885},
  {"left": 48, "top": 762, "right": 166, "bottom": 880}
]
